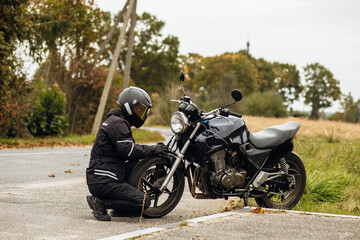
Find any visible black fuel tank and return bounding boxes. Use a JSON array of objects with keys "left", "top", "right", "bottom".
[{"left": 188, "top": 116, "right": 249, "bottom": 161}]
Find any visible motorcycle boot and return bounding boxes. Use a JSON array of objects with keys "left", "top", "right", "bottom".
[
  {"left": 109, "top": 209, "right": 142, "bottom": 218},
  {"left": 86, "top": 195, "right": 111, "bottom": 221}
]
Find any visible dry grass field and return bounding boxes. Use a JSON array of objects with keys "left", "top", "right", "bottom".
[{"left": 242, "top": 115, "right": 360, "bottom": 141}]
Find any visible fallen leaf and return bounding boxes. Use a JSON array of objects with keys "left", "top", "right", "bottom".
[
  {"left": 65, "top": 170, "right": 72, "bottom": 173},
  {"left": 250, "top": 207, "right": 265, "bottom": 214},
  {"left": 48, "top": 174, "right": 56, "bottom": 177},
  {"left": 70, "top": 163, "right": 80, "bottom": 166}
]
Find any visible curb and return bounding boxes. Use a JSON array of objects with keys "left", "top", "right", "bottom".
[
  {"left": 263, "top": 208, "right": 360, "bottom": 220},
  {"left": 99, "top": 206, "right": 360, "bottom": 240},
  {"left": 98, "top": 207, "right": 255, "bottom": 240}
]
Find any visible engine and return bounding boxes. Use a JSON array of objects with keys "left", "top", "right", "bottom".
[{"left": 209, "top": 149, "right": 246, "bottom": 189}]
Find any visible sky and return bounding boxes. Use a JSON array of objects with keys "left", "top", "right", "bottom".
[{"left": 97, "top": 0, "right": 360, "bottom": 111}]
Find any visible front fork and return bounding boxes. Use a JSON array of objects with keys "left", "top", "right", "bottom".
[{"left": 159, "top": 122, "right": 201, "bottom": 192}]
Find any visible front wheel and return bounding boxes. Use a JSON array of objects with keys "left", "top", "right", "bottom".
[
  {"left": 128, "top": 157, "right": 185, "bottom": 218},
  {"left": 254, "top": 152, "right": 306, "bottom": 209}
]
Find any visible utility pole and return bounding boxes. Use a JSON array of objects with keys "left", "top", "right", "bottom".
[
  {"left": 123, "top": 0, "right": 137, "bottom": 88},
  {"left": 93, "top": 0, "right": 129, "bottom": 64},
  {"left": 91, "top": 0, "right": 136, "bottom": 134}
]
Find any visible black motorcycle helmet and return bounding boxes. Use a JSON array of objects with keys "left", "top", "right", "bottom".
[{"left": 117, "top": 87, "right": 152, "bottom": 128}]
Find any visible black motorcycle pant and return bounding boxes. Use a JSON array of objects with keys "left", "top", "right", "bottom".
[
  {"left": 88, "top": 161, "right": 151, "bottom": 215},
  {"left": 88, "top": 181, "right": 151, "bottom": 215}
]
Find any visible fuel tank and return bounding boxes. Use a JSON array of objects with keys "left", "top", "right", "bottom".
[{"left": 187, "top": 116, "right": 249, "bottom": 161}]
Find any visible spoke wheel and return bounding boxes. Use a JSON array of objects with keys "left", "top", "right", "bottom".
[
  {"left": 254, "top": 152, "right": 306, "bottom": 209},
  {"left": 128, "top": 157, "right": 185, "bottom": 218}
]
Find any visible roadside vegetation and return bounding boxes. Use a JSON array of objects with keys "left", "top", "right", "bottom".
[
  {"left": 293, "top": 136, "right": 360, "bottom": 216},
  {"left": 0, "top": 129, "right": 164, "bottom": 149}
]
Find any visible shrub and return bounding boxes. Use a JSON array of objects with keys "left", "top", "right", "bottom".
[
  {"left": 239, "top": 91, "right": 288, "bottom": 118},
  {"left": 303, "top": 174, "right": 348, "bottom": 203},
  {"left": 148, "top": 84, "right": 182, "bottom": 125},
  {"left": 26, "top": 88, "right": 69, "bottom": 137}
]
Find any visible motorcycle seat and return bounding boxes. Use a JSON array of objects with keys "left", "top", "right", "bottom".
[{"left": 249, "top": 121, "right": 300, "bottom": 148}]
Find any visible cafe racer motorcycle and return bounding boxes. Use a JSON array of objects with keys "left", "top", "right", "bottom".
[{"left": 128, "top": 71, "right": 306, "bottom": 218}]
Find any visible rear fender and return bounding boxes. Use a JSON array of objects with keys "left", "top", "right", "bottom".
[{"left": 265, "top": 140, "right": 294, "bottom": 167}]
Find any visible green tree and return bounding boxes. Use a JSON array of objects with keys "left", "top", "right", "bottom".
[
  {"left": 128, "top": 13, "right": 180, "bottom": 93},
  {"left": 273, "top": 63, "right": 303, "bottom": 104},
  {"left": 107, "top": 12, "right": 180, "bottom": 93},
  {"left": 303, "top": 63, "right": 341, "bottom": 119},
  {"left": 30, "top": 0, "right": 106, "bottom": 133},
  {"left": 341, "top": 93, "right": 357, "bottom": 123},
  {"left": 253, "top": 58, "right": 276, "bottom": 92},
  {"left": 238, "top": 50, "right": 276, "bottom": 93},
  {"left": 179, "top": 53, "right": 204, "bottom": 91},
  {"left": 30, "top": 0, "right": 102, "bottom": 87},
  {"left": 194, "top": 53, "right": 258, "bottom": 95},
  {"left": 0, "top": 0, "right": 33, "bottom": 137}
]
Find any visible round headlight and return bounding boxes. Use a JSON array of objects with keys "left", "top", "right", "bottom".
[{"left": 170, "top": 112, "right": 189, "bottom": 134}]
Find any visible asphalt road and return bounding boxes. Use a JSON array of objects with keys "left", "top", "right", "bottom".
[
  {"left": 1, "top": 146, "right": 359, "bottom": 240},
  {"left": 0, "top": 146, "right": 228, "bottom": 240}
]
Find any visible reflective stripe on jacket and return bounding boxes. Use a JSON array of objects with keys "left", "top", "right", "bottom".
[{"left": 86, "top": 109, "right": 153, "bottom": 184}]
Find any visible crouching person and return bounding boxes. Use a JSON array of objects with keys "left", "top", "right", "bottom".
[{"left": 86, "top": 87, "right": 169, "bottom": 221}]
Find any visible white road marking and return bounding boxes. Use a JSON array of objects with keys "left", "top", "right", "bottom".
[
  {"left": 186, "top": 210, "right": 238, "bottom": 223},
  {"left": 0, "top": 151, "right": 89, "bottom": 157},
  {"left": 98, "top": 207, "right": 254, "bottom": 240},
  {"left": 98, "top": 206, "right": 360, "bottom": 240},
  {"left": 100, "top": 227, "right": 165, "bottom": 240},
  {"left": 266, "top": 208, "right": 360, "bottom": 220}
]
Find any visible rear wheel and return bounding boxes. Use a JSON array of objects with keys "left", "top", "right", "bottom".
[
  {"left": 254, "top": 152, "right": 306, "bottom": 209},
  {"left": 128, "top": 157, "right": 185, "bottom": 218}
]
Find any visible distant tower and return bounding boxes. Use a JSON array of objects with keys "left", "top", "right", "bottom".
[
  {"left": 246, "top": 34, "right": 250, "bottom": 53},
  {"left": 356, "top": 100, "right": 360, "bottom": 123}
]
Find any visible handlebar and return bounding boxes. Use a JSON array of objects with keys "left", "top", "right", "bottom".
[
  {"left": 228, "top": 111, "right": 242, "bottom": 118},
  {"left": 172, "top": 99, "right": 242, "bottom": 119},
  {"left": 202, "top": 109, "right": 219, "bottom": 116}
]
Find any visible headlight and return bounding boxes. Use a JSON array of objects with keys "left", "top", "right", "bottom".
[{"left": 170, "top": 112, "right": 189, "bottom": 134}]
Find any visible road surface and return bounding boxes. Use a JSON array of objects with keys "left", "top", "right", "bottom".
[
  {"left": 1, "top": 145, "right": 359, "bottom": 240},
  {"left": 0, "top": 147, "right": 228, "bottom": 240}
]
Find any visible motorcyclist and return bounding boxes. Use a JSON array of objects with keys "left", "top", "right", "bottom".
[{"left": 86, "top": 87, "right": 169, "bottom": 221}]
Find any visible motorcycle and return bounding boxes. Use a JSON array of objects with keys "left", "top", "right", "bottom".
[{"left": 129, "top": 70, "right": 306, "bottom": 218}]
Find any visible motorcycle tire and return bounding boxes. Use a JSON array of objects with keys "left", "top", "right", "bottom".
[
  {"left": 128, "top": 156, "right": 185, "bottom": 218},
  {"left": 254, "top": 152, "right": 306, "bottom": 209}
]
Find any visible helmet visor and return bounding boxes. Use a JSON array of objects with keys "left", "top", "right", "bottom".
[{"left": 134, "top": 102, "right": 151, "bottom": 121}]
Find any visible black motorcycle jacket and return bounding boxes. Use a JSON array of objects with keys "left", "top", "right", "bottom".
[{"left": 86, "top": 109, "right": 153, "bottom": 185}]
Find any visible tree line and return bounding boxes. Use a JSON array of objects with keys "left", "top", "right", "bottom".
[{"left": 0, "top": 0, "right": 358, "bottom": 138}]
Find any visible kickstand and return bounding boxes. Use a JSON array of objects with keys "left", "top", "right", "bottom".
[{"left": 243, "top": 192, "right": 249, "bottom": 206}]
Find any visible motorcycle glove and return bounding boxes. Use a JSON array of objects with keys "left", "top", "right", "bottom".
[{"left": 152, "top": 142, "right": 171, "bottom": 156}]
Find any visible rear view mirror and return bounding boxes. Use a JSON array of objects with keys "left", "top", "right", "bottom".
[
  {"left": 231, "top": 89, "right": 242, "bottom": 102},
  {"left": 179, "top": 70, "right": 185, "bottom": 82}
]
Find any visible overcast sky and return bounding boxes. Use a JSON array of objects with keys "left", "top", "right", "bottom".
[{"left": 96, "top": 0, "right": 360, "bottom": 111}]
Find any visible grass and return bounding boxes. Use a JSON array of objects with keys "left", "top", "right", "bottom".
[
  {"left": 0, "top": 128, "right": 164, "bottom": 149},
  {"left": 292, "top": 136, "right": 360, "bottom": 216}
]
